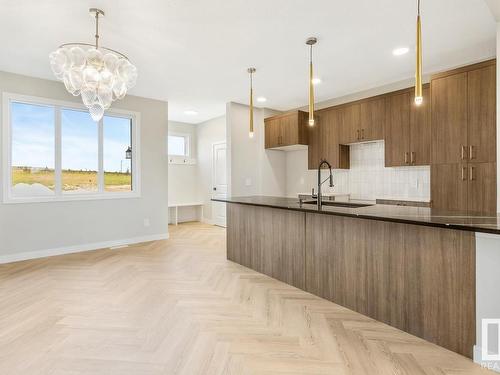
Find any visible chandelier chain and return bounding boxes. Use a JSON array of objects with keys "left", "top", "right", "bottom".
[{"left": 95, "top": 11, "right": 100, "bottom": 49}]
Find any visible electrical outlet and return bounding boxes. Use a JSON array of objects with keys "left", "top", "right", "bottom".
[
  {"left": 143, "top": 218, "right": 150, "bottom": 227},
  {"left": 245, "top": 178, "right": 252, "bottom": 187}
]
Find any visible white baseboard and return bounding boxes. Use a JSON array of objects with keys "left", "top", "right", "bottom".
[{"left": 0, "top": 233, "right": 169, "bottom": 265}]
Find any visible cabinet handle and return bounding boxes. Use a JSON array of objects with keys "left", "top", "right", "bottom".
[
  {"left": 461, "top": 166, "right": 467, "bottom": 181},
  {"left": 357, "top": 129, "right": 360, "bottom": 140},
  {"left": 410, "top": 152, "right": 415, "bottom": 165},
  {"left": 469, "top": 145, "right": 474, "bottom": 160},
  {"left": 461, "top": 145, "right": 466, "bottom": 160},
  {"left": 361, "top": 129, "right": 365, "bottom": 139},
  {"left": 469, "top": 166, "right": 475, "bottom": 181},
  {"left": 404, "top": 152, "right": 409, "bottom": 164}
]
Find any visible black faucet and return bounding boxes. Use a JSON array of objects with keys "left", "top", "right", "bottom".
[{"left": 312, "top": 159, "right": 334, "bottom": 210}]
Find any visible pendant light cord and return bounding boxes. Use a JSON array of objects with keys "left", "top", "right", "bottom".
[{"left": 417, "top": 0, "right": 420, "bottom": 16}]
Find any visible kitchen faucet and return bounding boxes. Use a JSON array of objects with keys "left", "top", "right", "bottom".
[{"left": 312, "top": 159, "right": 334, "bottom": 210}]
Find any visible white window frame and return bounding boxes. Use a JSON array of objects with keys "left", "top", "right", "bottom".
[
  {"left": 2, "top": 92, "right": 141, "bottom": 204},
  {"left": 168, "top": 132, "right": 191, "bottom": 158}
]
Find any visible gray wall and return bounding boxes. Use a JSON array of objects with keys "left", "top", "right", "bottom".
[{"left": 0, "top": 71, "right": 169, "bottom": 258}]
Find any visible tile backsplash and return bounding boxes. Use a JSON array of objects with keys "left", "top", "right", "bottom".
[{"left": 322, "top": 141, "right": 430, "bottom": 201}]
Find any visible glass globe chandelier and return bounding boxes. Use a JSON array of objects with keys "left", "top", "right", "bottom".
[{"left": 49, "top": 8, "right": 137, "bottom": 121}]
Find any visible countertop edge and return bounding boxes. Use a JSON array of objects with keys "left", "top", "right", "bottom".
[{"left": 213, "top": 198, "right": 500, "bottom": 236}]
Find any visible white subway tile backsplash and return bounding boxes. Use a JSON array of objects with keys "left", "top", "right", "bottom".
[{"left": 347, "top": 141, "right": 430, "bottom": 201}]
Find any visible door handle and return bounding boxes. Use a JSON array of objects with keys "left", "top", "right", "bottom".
[
  {"left": 410, "top": 152, "right": 415, "bottom": 165},
  {"left": 469, "top": 166, "right": 475, "bottom": 181},
  {"left": 461, "top": 166, "right": 467, "bottom": 181},
  {"left": 404, "top": 152, "right": 409, "bottom": 164},
  {"left": 461, "top": 145, "right": 466, "bottom": 160},
  {"left": 213, "top": 187, "right": 217, "bottom": 191},
  {"left": 469, "top": 145, "right": 474, "bottom": 160}
]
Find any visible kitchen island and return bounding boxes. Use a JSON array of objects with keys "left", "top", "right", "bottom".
[{"left": 214, "top": 196, "right": 500, "bottom": 360}]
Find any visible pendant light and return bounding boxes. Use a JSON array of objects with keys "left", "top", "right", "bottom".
[
  {"left": 306, "top": 37, "right": 317, "bottom": 126},
  {"left": 415, "top": 0, "right": 423, "bottom": 105},
  {"left": 247, "top": 67, "right": 256, "bottom": 138}
]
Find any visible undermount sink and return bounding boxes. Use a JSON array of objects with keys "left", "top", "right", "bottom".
[{"left": 301, "top": 200, "right": 373, "bottom": 208}]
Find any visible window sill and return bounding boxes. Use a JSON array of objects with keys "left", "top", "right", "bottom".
[{"left": 3, "top": 191, "right": 141, "bottom": 204}]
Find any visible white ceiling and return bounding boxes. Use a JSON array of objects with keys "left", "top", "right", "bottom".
[{"left": 0, "top": 0, "right": 496, "bottom": 123}]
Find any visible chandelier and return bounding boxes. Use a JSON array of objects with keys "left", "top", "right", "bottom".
[{"left": 49, "top": 8, "right": 137, "bottom": 121}]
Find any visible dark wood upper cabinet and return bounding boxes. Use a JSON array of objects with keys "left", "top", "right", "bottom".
[
  {"left": 360, "top": 97, "right": 385, "bottom": 141},
  {"left": 431, "top": 72, "right": 468, "bottom": 164},
  {"left": 264, "top": 110, "right": 308, "bottom": 149},
  {"left": 410, "top": 86, "right": 431, "bottom": 166},
  {"left": 468, "top": 64, "right": 496, "bottom": 163},
  {"left": 340, "top": 104, "right": 361, "bottom": 144},
  {"left": 384, "top": 92, "right": 411, "bottom": 167},
  {"left": 308, "top": 109, "right": 349, "bottom": 170},
  {"left": 264, "top": 117, "right": 281, "bottom": 149}
]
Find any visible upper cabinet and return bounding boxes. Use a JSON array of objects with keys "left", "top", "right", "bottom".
[
  {"left": 339, "top": 98, "right": 384, "bottom": 144},
  {"left": 359, "top": 97, "right": 385, "bottom": 141},
  {"left": 409, "top": 86, "right": 431, "bottom": 166},
  {"left": 384, "top": 92, "right": 411, "bottom": 167},
  {"left": 431, "top": 72, "right": 468, "bottom": 164},
  {"left": 308, "top": 109, "right": 349, "bottom": 170},
  {"left": 467, "top": 64, "right": 497, "bottom": 163},
  {"left": 430, "top": 61, "right": 496, "bottom": 164},
  {"left": 339, "top": 104, "right": 360, "bottom": 143},
  {"left": 264, "top": 111, "right": 309, "bottom": 150},
  {"left": 384, "top": 86, "right": 430, "bottom": 167}
]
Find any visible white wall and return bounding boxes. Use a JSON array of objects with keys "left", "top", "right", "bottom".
[
  {"left": 168, "top": 121, "right": 199, "bottom": 223},
  {"left": 226, "top": 102, "right": 285, "bottom": 197},
  {"left": 0, "top": 71, "right": 169, "bottom": 261},
  {"left": 196, "top": 115, "right": 226, "bottom": 222}
]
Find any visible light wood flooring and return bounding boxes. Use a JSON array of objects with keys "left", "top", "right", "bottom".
[{"left": 0, "top": 222, "right": 491, "bottom": 374}]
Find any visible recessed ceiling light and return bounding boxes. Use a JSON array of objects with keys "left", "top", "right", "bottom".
[
  {"left": 312, "top": 78, "right": 322, "bottom": 85},
  {"left": 392, "top": 47, "right": 410, "bottom": 56},
  {"left": 184, "top": 110, "right": 198, "bottom": 116},
  {"left": 256, "top": 97, "right": 267, "bottom": 103}
]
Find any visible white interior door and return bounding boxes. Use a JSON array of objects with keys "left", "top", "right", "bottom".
[{"left": 212, "top": 142, "right": 227, "bottom": 227}]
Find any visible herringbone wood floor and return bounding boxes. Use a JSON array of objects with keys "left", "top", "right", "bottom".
[{"left": 0, "top": 222, "right": 491, "bottom": 374}]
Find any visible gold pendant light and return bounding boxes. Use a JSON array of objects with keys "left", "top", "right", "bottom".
[
  {"left": 415, "top": 0, "right": 423, "bottom": 105},
  {"left": 306, "top": 37, "right": 317, "bottom": 126},
  {"left": 247, "top": 67, "right": 256, "bottom": 138}
]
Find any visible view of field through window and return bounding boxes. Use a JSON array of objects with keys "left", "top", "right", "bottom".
[{"left": 11, "top": 101, "right": 133, "bottom": 197}]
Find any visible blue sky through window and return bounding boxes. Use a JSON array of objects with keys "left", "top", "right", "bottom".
[
  {"left": 11, "top": 102, "right": 55, "bottom": 169},
  {"left": 11, "top": 102, "right": 132, "bottom": 172}
]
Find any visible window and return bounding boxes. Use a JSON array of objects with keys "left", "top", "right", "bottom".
[
  {"left": 10, "top": 102, "right": 55, "bottom": 197},
  {"left": 3, "top": 93, "right": 140, "bottom": 203},
  {"left": 168, "top": 134, "right": 189, "bottom": 157}
]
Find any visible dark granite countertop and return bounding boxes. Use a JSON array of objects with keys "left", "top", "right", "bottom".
[{"left": 213, "top": 196, "right": 500, "bottom": 235}]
